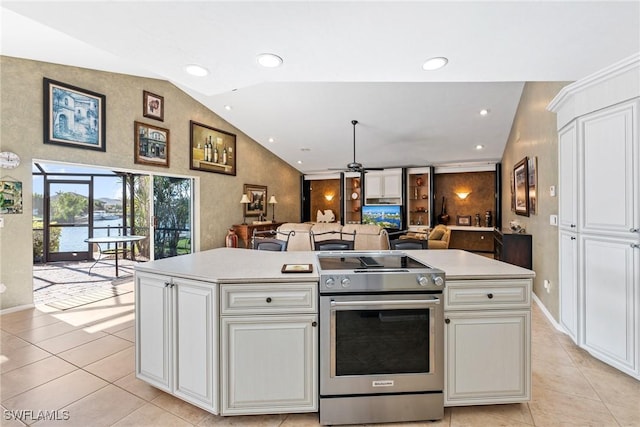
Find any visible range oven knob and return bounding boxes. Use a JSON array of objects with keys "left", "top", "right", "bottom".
[
  {"left": 432, "top": 275, "right": 444, "bottom": 287},
  {"left": 325, "top": 277, "right": 336, "bottom": 288},
  {"left": 340, "top": 277, "right": 351, "bottom": 288},
  {"left": 417, "top": 275, "right": 429, "bottom": 287}
]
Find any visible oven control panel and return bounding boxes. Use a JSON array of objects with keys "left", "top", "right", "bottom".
[{"left": 320, "top": 271, "right": 445, "bottom": 293}]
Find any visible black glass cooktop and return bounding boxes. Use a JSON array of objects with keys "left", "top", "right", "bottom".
[{"left": 317, "top": 253, "right": 430, "bottom": 271}]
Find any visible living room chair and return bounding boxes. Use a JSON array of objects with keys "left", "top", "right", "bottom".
[
  {"left": 251, "top": 229, "right": 294, "bottom": 251},
  {"left": 387, "top": 230, "right": 428, "bottom": 250},
  {"left": 427, "top": 225, "right": 451, "bottom": 249}
]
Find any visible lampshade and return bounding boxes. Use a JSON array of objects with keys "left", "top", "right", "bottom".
[
  {"left": 269, "top": 195, "right": 278, "bottom": 204},
  {"left": 240, "top": 194, "right": 250, "bottom": 204}
]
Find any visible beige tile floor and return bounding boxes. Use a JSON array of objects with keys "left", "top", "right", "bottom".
[{"left": 2, "top": 286, "right": 639, "bottom": 426}]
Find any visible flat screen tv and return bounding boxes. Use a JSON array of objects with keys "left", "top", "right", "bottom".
[{"left": 361, "top": 205, "right": 402, "bottom": 229}]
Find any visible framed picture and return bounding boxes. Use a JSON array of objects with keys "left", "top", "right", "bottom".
[
  {"left": 0, "top": 180, "right": 23, "bottom": 214},
  {"left": 244, "top": 184, "right": 267, "bottom": 218},
  {"left": 190, "top": 120, "right": 237, "bottom": 176},
  {"left": 143, "top": 90, "right": 164, "bottom": 121},
  {"left": 456, "top": 215, "right": 471, "bottom": 226},
  {"left": 528, "top": 156, "right": 537, "bottom": 215},
  {"left": 134, "top": 121, "right": 169, "bottom": 167},
  {"left": 43, "top": 78, "right": 106, "bottom": 151},
  {"left": 513, "top": 157, "right": 530, "bottom": 216}
]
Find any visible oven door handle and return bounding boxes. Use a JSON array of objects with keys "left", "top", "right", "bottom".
[{"left": 330, "top": 298, "right": 440, "bottom": 308}]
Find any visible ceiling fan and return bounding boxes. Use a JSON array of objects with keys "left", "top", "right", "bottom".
[{"left": 330, "top": 120, "right": 382, "bottom": 173}]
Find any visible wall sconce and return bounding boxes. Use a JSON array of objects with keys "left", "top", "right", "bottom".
[
  {"left": 324, "top": 193, "right": 334, "bottom": 202},
  {"left": 456, "top": 191, "right": 471, "bottom": 200},
  {"left": 268, "top": 195, "right": 278, "bottom": 222},
  {"left": 240, "top": 194, "right": 250, "bottom": 224}
]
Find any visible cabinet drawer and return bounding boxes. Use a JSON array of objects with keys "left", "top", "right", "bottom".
[
  {"left": 445, "top": 280, "right": 531, "bottom": 310},
  {"left": 221, "top": 283, "right": 317, "bottom": 315}
]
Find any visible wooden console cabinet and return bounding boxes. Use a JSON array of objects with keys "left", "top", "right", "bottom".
[
  {"left": 232, "top": 222, "right": 284, "bottom": 249},
  {"left": 493, "top": 229, "right": 532, "bottom": 270},
  {"left": 449, "top": 227, "right": 494, "bottom": 253}
]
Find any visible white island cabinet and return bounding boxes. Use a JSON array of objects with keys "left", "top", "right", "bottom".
[
  {"left": 135, "top": 272, "right": 218, "bottom": 413},
  {"left": 443, "top": 279, "right": 531, "bottom": 406},
  {"left": 220, "top": 283, "right": 318, "bottom": 415}
]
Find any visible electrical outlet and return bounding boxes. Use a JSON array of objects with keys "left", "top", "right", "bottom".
[
  {"left": 543, "top": 280, "right": 551, "bottom": 294},
  {"left": 550, "top": 215, "right": 558, "bottom": 226},
  {"left": 0, "top": 217, "right": 4, "bottom": 228}
]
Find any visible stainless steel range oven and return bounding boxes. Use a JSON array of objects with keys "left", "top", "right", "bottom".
[{"left": 317, "top": 252, "right": 445, "bottom": 426}]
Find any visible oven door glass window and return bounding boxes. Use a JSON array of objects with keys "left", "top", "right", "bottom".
[{"left": 335, "top": 308, "right": 430, "bottom": 376}]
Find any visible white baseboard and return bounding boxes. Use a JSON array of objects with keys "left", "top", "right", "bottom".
[
  {"left": 1, "top": 303, "right": 36, "bottom": 315},
  {"left": 532, "top": 292, "right": 566, "bottom": 333}
]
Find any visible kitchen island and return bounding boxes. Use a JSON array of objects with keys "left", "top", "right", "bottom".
[{"left": 135, "top": 248, "right": 534, "bottom": 419}]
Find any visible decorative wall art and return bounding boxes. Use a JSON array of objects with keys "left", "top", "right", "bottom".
[
  {"left": 513, "top": 157, "right": 530, "bottom": 216},
  {"left": 134, "top": 121, "right": 170, "bottom": 167},
  {"left": 528, "top": 156, "right": 537, "bottom": 215},
  {"left": 190, "top": 121, "right": 237, "bottom": 176},
  {"left": 43, "top": 78, "right": 106, "bottom": 152},
  {"left": 0, "top": 180, "right": 23, "bottom": 214},
  {"left": 243, "top": 184, "right": 267, "bottom": 218},
  {"left": 143, "top": 90, "right": 164, "bottom": 121}
]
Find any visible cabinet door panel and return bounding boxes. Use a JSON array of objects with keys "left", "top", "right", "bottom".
[
  {"left": 175, "top": 279, "right": 217, "bottom": 411},
  {"left": 382, "top": 173, "right": 402, "bottom": 198},
  {"left": 445, "top": 310, "right": 530, "bottom": 405},
  {"left": 580, "top": 102, "right": 637, "bottom": 235},
  {"left": 558, "top": 122, "right": 578, "bottom": 229},
  {"left": 559, "top": 230, "right": 579, "bottom": 343},
  {"left": 582, "top": 235, "right": 638, "bottom": 376},
  {"left": 135, "top": 273, "right": 172, "bottom": 392},
  {"left": 364, "top": 175, "right": 383, "bottom": 199},
  {"left": 222, "top": 315, "right": 318, "bottom": 415}
]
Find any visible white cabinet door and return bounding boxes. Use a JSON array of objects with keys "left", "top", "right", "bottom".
[
  {"left": 445, "top": 310, "right": 530, "bottom": 406},
  {"left": 580, "top": 101, "right": 638, "bottom": 236},
  {"left": 582, "top": 234, "right": 639, "bottom": 378},
  {"left": 174, "top": 278, "right": 218, "bottom": 412},
  {"left": 364, "top": 174, "right": 383, "bottom": 198},
  {"left": 135, "top": 272, "right": 172, "bottom": 392},
  {"left": 221, "top": 315, "right": 318, "bottom": 415},
  {"left": 382, "top": 172, "right": 402, "bottom": 198},
  {"left": 559, "top": 230, "right": 579, "bottom": 343},
  {"left": 558, "top": 122, "right": 578, "bottom": 230}
]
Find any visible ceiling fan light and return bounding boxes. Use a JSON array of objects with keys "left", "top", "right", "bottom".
[
  {"left": 257, "top": 53, "right": 283, "bottom": 68},
  {"left": 422, "top": 57, "right": 448, "bottom": 71}
]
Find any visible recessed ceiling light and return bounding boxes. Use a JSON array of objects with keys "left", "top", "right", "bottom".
[
  {"left": 480, "top": 109, "right": 490, "bottom": 116},
  {"left": 297, "top": 160, "right": 303, "bottom": 164},
  {"left": 422, "top": 57, "right": 448, "bottom": 71},
  {"left": 475, "top": 144, "right": 485, "bottom": 150},
  {"left": 268, "top": 137, "right": 275, "bottom": 143},
  {"left": 184, "top": 64, "right": 209, "bottom": 77},
  {"left": 257, "top": 53, "right": 283, "bottom": 68},
  {"left": 224, "top": 105, "right": 232, "bottom": 111}
]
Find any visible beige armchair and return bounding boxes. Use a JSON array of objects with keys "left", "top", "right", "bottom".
[
  {"left": 277, "top": 223, "right": 313, "bottom": 251},
  {"left": 342, "top": 224, "right": 390, "bottom": 250},
  {"left": 427, "top": 225, "right": 451, "bottom": 249}
]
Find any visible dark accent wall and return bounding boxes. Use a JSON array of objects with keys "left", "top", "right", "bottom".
[
  {"left": 309, "top": 179, "right": 341, "bottom": 222},
  {"left": 433, "top": 171, "right": 496, "bottom": 225}
]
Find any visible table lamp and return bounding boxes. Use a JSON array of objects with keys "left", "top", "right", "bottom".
[
  {"left": 268, "top": 195, "right": 278, "bottom": 222},
  {"left": 240, "top": 194, "right": 250, "bottom": 224}
]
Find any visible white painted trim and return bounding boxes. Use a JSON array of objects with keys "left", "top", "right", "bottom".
[
  {"left": 303, "top": 173, "right": 341, "bottom": 180},
  {"left": 1, "top": 303, "right": 35, "bottom": 315},
  {"left": 434, "top": 162, "right": 497, "bottom": 174},
  {"left": 532, "top": 292, "right": 566, "bottom": 334}
]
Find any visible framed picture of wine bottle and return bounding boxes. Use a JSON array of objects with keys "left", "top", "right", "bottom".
[{"left": 189, "top": 120, "right": 237, "bottom": 176}]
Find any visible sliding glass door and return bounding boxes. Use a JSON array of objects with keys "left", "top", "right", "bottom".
[
  {"left": 46, "top": 180, "right": 91, "bottom": 262},
  {"left": 152, "top": 176, "right": 193, "bottom": 259}
]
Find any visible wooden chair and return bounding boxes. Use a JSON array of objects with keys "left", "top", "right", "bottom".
[
  {"left": 251, "top": 229, "right": 294, "bottom": 251},
  {"left": 311, "top": 230, "right": 356, "bottom": 251}
]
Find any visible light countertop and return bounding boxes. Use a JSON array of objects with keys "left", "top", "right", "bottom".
[{"left": 135, "top": 248, "right": 534, "bottom": 283}]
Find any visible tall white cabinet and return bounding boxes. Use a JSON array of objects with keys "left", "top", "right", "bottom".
[{"left": 548, "top": 53, "right": 640, "bottom": 380}]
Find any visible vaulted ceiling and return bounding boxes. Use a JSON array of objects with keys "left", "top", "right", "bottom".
[{"left": 2, "top": 1, "right": 638, "bottom": 173}]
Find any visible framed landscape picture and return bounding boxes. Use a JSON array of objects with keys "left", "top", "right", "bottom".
[
  {"left": 134, "top": 121, "right": 169, "bottom": 167},
  {"left": 43, "top": 78, "right": 106, "bottom": 151},
  {"left": 243, "top": 184, "right": 267, "bottom": 218},
  {"left": 143, "top": 90, "right": 164, "bottom": 121},
  {"left": 189, "top": 121, "right": 236, "bottom": 176},
  {"left": 513, "top": 157, "right": 530, "bottom": 216}
]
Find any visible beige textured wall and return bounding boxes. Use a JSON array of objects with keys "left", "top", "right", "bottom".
[
  {"left": 501, "top": 81, "right": 570, "bottom": 321},
  {"left": 0, "top": 56, "right": 301, "bottom": 310}
]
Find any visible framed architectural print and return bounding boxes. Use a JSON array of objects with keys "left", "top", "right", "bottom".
[
  {"left": 528, "top": 156, "right": 537, "bottom": 215},
  {"left": 513, "top": 157, "right": 530, "bottom": 216},
  {"left": 134, "top": 121, "right": 169, "bottom": 167},
  {"left": 243, "top": 184, "right": 267, "bottom": 218},
  {"left": 143, "top": 90, "right": 164, "bottom": 121},
  {"left": 190, "top": 121, "right": 237, "bottom": 176},
  {"left": 43, "top": 78, "right": 106, "bottom": 151}
]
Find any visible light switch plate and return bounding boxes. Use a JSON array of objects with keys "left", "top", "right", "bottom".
[
  {"left": 0, "top": 217, "right": 4, "bottom": 228},
  {"left": 550, "top": 214, "right": 558, "bottom": 226},
  {"left": 550, "top": 185, "right": 556, "bottom": 197}
]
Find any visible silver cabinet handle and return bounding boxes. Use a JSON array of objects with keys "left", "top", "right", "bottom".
[
  {"left": 330, "top": 298, "right": 440, "bottom": 307},
  {"left": 570, "top": 224, "right": 577, "bottom": 228}
]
